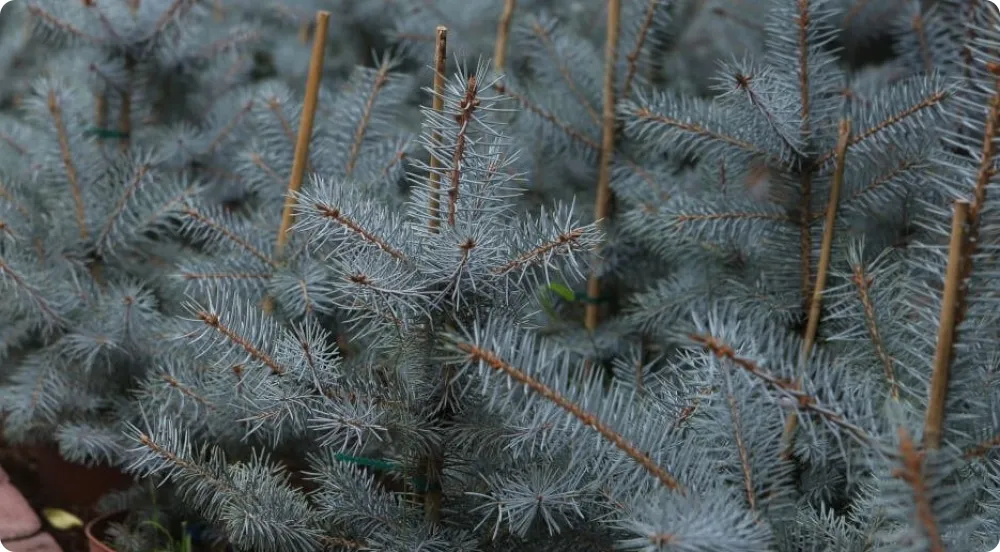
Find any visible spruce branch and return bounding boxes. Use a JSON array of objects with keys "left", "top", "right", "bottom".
[
  {"left": 497, "top": 84, "right": 658, "bottom": 192},
  {"left": 47, "top": 89, "right": 88, "bottom": 241},
  {"left": 893, "top": 428, "right": 945, "bottom": 552},
  {"left": 965, "top": 434, "right": 1000, "bottom": 459},
  {"left": 25, "top": 4, "right": 102, "bottom": 44},
  {"left": 181, "top": 206, "right": 276, "bottom": 267},
  {"left": 446, "top": 74, "right": 480, "bottom": 227},
  {"left": 812, "top": 91, "right": 949, "bottom": 170},
  {"left": 309, "top": 204, "right": 408, "bottom": 261},
  {"left": 724, "top": 373, "right": 758, "bottom": 518},
  {"left": 621, "top": 0, "right": 661, "bottom": 101},
  {"left": 452, "top": 340, "right": 686, "bottom": 493},
  {"left": 584, "top": 0, "right": 621, "bottom": 333},
  {"left": 157, "top": 373, "right": 217, "bottom": 412},
  {"left": 0, "top": 256, "right": 66, "bottom": 327},
  {"left": 923, "top": 200, "right": 968, "bottom": 450},
  {"left": 628, "top": 107, "right": 781, "bottom": 164},
  {"left": 491, "top": 227, "right": 594, "bottom": 275},
  {"left": 427, "top": 25, "right": 447, "bottom": 232},
  {"left": 204, "top": 98, "right": 255, "bottom": 154},
  {"left": 690, "top": 333, "right": 871, "bottom": 445},
  {"left": 262, "top": 94, "right": 312, "bottom": 174},
  {"left": 530, "top": 19, "right": 600, "bottom": 126},
  {"left": 493, "top": 0, "right": 517, "bottom": 72},
  {"left": 344, "top": 62, "right": 392, "bottom": 177},
  {"left": 850, "top": 262, "right": 900, "bottom": 400},
  {"left": 193, "top": 309, "right": 286, "bottom": 376}
]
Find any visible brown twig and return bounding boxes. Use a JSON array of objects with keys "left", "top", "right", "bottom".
[
  {"left": 493, "top": 0, "right": 517, "bottom": 72},
  {"left": 923, "top": 200, "right": 968, "bottom": 450},
  {"left": 427, "top": 26, "right": 447, "bottom": 232},
  {"left": 584, "top": 0, "right": 621, "bottom": 333}
]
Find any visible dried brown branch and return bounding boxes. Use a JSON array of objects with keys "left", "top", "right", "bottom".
[
  {"left": 924, "top": 70, "right": 1000, "bottom": 449},
  {"left": 803, "top": 119, "right": 851, "bottom": 355}
]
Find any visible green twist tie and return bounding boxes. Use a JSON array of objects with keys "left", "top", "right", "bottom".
[{"left": 84, "top": 127, "right": 130, "bottom": 139}]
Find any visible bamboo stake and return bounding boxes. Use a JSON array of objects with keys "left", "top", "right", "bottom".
[
  {"left": 263, "top": 10, "right": 329, "bottom": 313},
  {"left": 584, "top": 0, "right": 621, "bottom": 333},
  {"left": 782, "top": 119, "right": 851, "bottom": 458},
  {"left": 493, "top": 0, "right": 517, "bottom": 72},
  {"left": 803, "top": 119, "right": 851, "bottom": 355},
  {"left": 427, "top": 26, "right": 447, "bottom": 232},
  {"left": 274, "top": 10, "right": 329, "bottom": 257},
  {"left": 420, "top": 25, "right": 452, "bottom": 525},
  {"left": 923, "top": 200, "right": 969, "bottom": 450}
]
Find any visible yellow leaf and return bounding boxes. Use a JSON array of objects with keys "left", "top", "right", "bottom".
[{"left": 41, "top": 508, "right": 84, "bottom": 530}]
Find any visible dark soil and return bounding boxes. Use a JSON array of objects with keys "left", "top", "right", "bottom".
[{"left": 0, "top": 443, "right": 96, "bottom": 552}]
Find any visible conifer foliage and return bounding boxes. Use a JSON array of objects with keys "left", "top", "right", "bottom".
[{"left": 1, "top": 0, "right": 1000, "bottom": 551}]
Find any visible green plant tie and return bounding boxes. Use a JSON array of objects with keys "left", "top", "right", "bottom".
[
  {"left": 333, "top": 453, "right": 441, "bottom": 492},
  {"left": 84, "top": 127, "right": 130, "bottom": 139}
]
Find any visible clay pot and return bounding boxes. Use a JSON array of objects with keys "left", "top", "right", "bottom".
[{"left": 84, "top": 511, "right": 125, "bottom": 552}]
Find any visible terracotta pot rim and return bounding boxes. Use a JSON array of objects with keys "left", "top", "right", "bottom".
[{"left": 84, "top": 510, "right": 126, "bottom": 552}]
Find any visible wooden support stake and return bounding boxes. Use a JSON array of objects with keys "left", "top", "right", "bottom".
[
  {"left": 584, "top": 0, "right": 621, "bottom": 334},
  {"left": 493, "top": 0, "right": 517, "bottom": 71},
  {"left": 923, "top": 200, "right": 969, "bottom": 450},
  {"left": 427, "top": 26, "right": 447, "bottom": 232},
  {"left": 782, "top": 119, "right": 851, "bottom": 458},
  {"left": 264, "top": 10, "right": 330, "bottom": 314}
]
